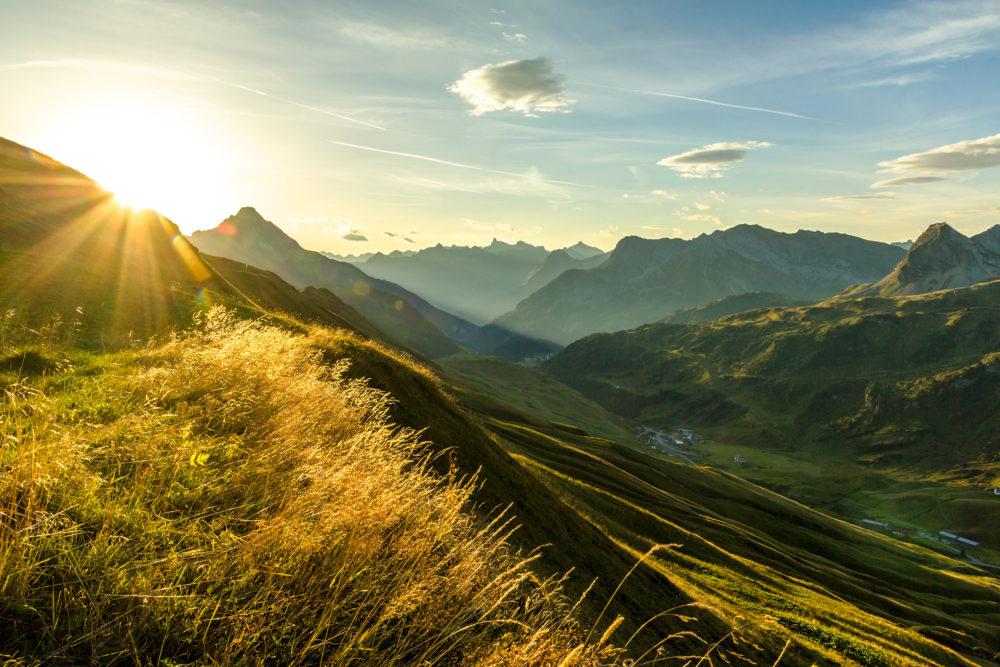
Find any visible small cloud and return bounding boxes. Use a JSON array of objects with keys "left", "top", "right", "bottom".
[
  {"left": 342, "top": 232, "right": 368, "bottom": 242},
  {"left": 822, "top": 193, "right": 897, "bottom": 201},
  {"left": 650, "top": 189, "right": 677, "bottom": 199},
  {"left": 695, "top": 202, "right": 711, "bottom": 210},
  {"left": 871, "top": 176, "right": 945, "bottom": 188},
  {"left": 404, "top": 237, "right": 416, "bottom": 243},
  {"left": 852, "top": 71, "right": 934, "bottom": 88},
  {"left": 490, "top": 21, "right": 504, "bottom": 26},
  {"left": 502, "top": 32, "right": 527, "bottom": 43},
  {"left": 448, "top": 57, "right": 573, "bottom": 117},
  {"left": 658, "top": 141, "right": 771, "bottom": 178},
  {"left": 684, "top": 213, "right": 722, "bottom": 225},
  {"left": 944, "top": 209, "right": 983, "bottom": 217},
  {"left": 640, "top": 225, "right": 684, "bottom": 237},
  {"left": 873, "top": 133, "right": 1000, "bottom": 187},
  {"left": 708, "top": 190, "right": 727, "bottom": 201},
  {"left": 490, "top": 8, "right": 505, "bottom": 14}
]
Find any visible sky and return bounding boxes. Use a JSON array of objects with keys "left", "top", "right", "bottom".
[{"left": 2, "top": 0, "right": 1000, "bottom": 254}]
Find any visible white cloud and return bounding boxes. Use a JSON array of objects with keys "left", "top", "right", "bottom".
[
  {"left": 650, "top": 189, "right": 677, "bottom": 199},
  {"left": 463, "top": 219, "right": 542, "bottom": 235},
  {"left": 684, "top": 213, "right": 722, "bottom": 225},
  {"left": 502, "top": 32, "right": 527, "bottom": 43},
  {"left": 695, "top": 202, "right": 711, "bottom": 210},
  {"left": 337, "top": 22, "right": 449, "bottom": 50},
  {"left": 708, "top": 190, "right": 727, "bottom": 201},
  {"left": 658, "top": 141, "right": 771, "bottom": 178},
  {"left": 875, "top": 134, "right": 1000, "bottom": 188},
  {"left": 448, "top": 57, "right": 573, "bottom": 117},
  {"left": 851, "top": 71, "right": 935, "bottom": 88},
  {"left": 871, "top": 176, "right": 946, "bottom": 188},
  {"left": 822, "top": 193, "right": 897, "bottom": 201}
]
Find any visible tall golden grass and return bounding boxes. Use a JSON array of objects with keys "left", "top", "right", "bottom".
[{"left": 1, "top": 310, "right": 622, "bottom": 665}]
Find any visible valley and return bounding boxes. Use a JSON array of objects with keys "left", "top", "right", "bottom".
[{"left": 4, "top": 134, "right": 1000, "bottom": 666}]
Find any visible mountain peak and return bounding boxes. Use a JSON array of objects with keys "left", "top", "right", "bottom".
[
  {"left": 910, "top": 222, "right": 963, "bottom": 250},
  {"left": 857, "top": 221, "right": 1000, "bottom": 296}
]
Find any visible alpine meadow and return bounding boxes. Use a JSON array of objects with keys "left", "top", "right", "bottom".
[{"left": 3, "top": 2, "right": 1000, "bottom": 665}]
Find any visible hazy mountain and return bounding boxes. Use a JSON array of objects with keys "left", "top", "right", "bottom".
[
  {"left": 891, "top": 240, "right": 913, "bottom": 251},
  {"left": 320, "top": 250, "right": 380, "bottom": 263},
  {"left": 847, "top": 222, "right": 1000, "bottom": 297},
  {"left": 562, "top": 241, "right": 605, "bottom": 260},
  {"left": 661, "top": 291, "right": 812, "bottom": 325},
  {"left": 494, "top": 224, "right": 904, "bottom": 345},
  {"left": 518, "top": 248, "right": 610, "bottom": 299},
  {"left": 359, "top": 239, "right": 550, "bottom": 324},
  {"left": 190, "top": 209, "right": 557, "bottom": 359}
]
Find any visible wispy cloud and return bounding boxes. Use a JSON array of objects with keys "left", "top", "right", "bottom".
[
  {"left": 683, "top": 213, "right": 722, "bottom": 225},
  {"left": 871, "top": 176, "right": 945, "bottom": 188},
  {"left": 502, "top": 32, "right": 527, "bottom": 43},
  {"left": 850, "top": 71, "right": 935, "bottom": 88},
  {"left": 335, "top": 21, "right": 450, "bottom": 50},
  {"left": 650, "top": 189, "right": 677, "bottom": 199},
  {"left": 449, "top": 57, "right": 573, "bottom": 117},
  {"left": 822, "top": 193, "right": 897, "bottom": 201},
  {"left": 328, "top": 139, "right": 591, "bottom": 189},
  {"left": 579, "top": 82, "right": 816, "bottom": 121},
  {"left": 658, "top": 141, "right": 771, "bottom": 178},
  {"left": 155, "top": 90, "right": 217, "bottom": 107},
  {"left": 1, "top": 58, "right": 386, "bottom": 131}
]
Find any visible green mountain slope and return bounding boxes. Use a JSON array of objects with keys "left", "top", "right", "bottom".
[
  {"left": 494, "top": 225, "right": 904, "bottom": 345},
  {"left": 663, "top": 291, "right": 812, "bottom": 325}
]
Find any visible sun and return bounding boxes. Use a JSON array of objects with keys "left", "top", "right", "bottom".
[{"left": 35, "top": 94, "right": 236, "bottom": 232}]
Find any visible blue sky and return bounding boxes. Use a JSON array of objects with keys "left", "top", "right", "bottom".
[{"left": 2, "top": 0, "right": 999, "bottom": 252}]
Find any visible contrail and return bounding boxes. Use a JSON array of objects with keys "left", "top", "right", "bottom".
[
  {"left": 327, "top": 140, "right": 592, "bottom": 188},
  {"left": 579, "top": 82, "right": 817, "bottom": 121}
]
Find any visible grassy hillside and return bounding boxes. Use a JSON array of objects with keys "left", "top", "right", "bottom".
[
  {"left": 446, "top": 376, "right": 1000, "bottom": 665},
  {"left": 437, "top": 353, "right": 633, "bottom": 441},
  {"left": 0, "top": 313, "right": 625, "bottom": 665}
]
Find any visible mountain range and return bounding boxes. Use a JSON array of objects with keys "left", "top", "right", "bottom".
[
  {"left": 189, "top": 208, "right": 559, "bottom": 360},
  {"left": 5, "top": 135, "right": 1000, "bottom": 664},
  {"left": 493, "top": 224, "right": 906, "bottom": 345},
  {"left": 358, "top": 239, "right": 606, "bottom": 324}
]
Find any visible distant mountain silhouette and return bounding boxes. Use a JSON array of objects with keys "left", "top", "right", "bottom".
[
  {"left": 190, "top": 209, "right": 558, "bottom": 359},
  {"left": 494, "top": 224, "right": 904, "bottom": 345},
  {"left": 848, "top": 222, "right": 1000, "bottom": 297}
]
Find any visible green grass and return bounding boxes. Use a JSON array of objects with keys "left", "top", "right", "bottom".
[{"left": 0, "top": 312, "right": 622, "bottom": 665}]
